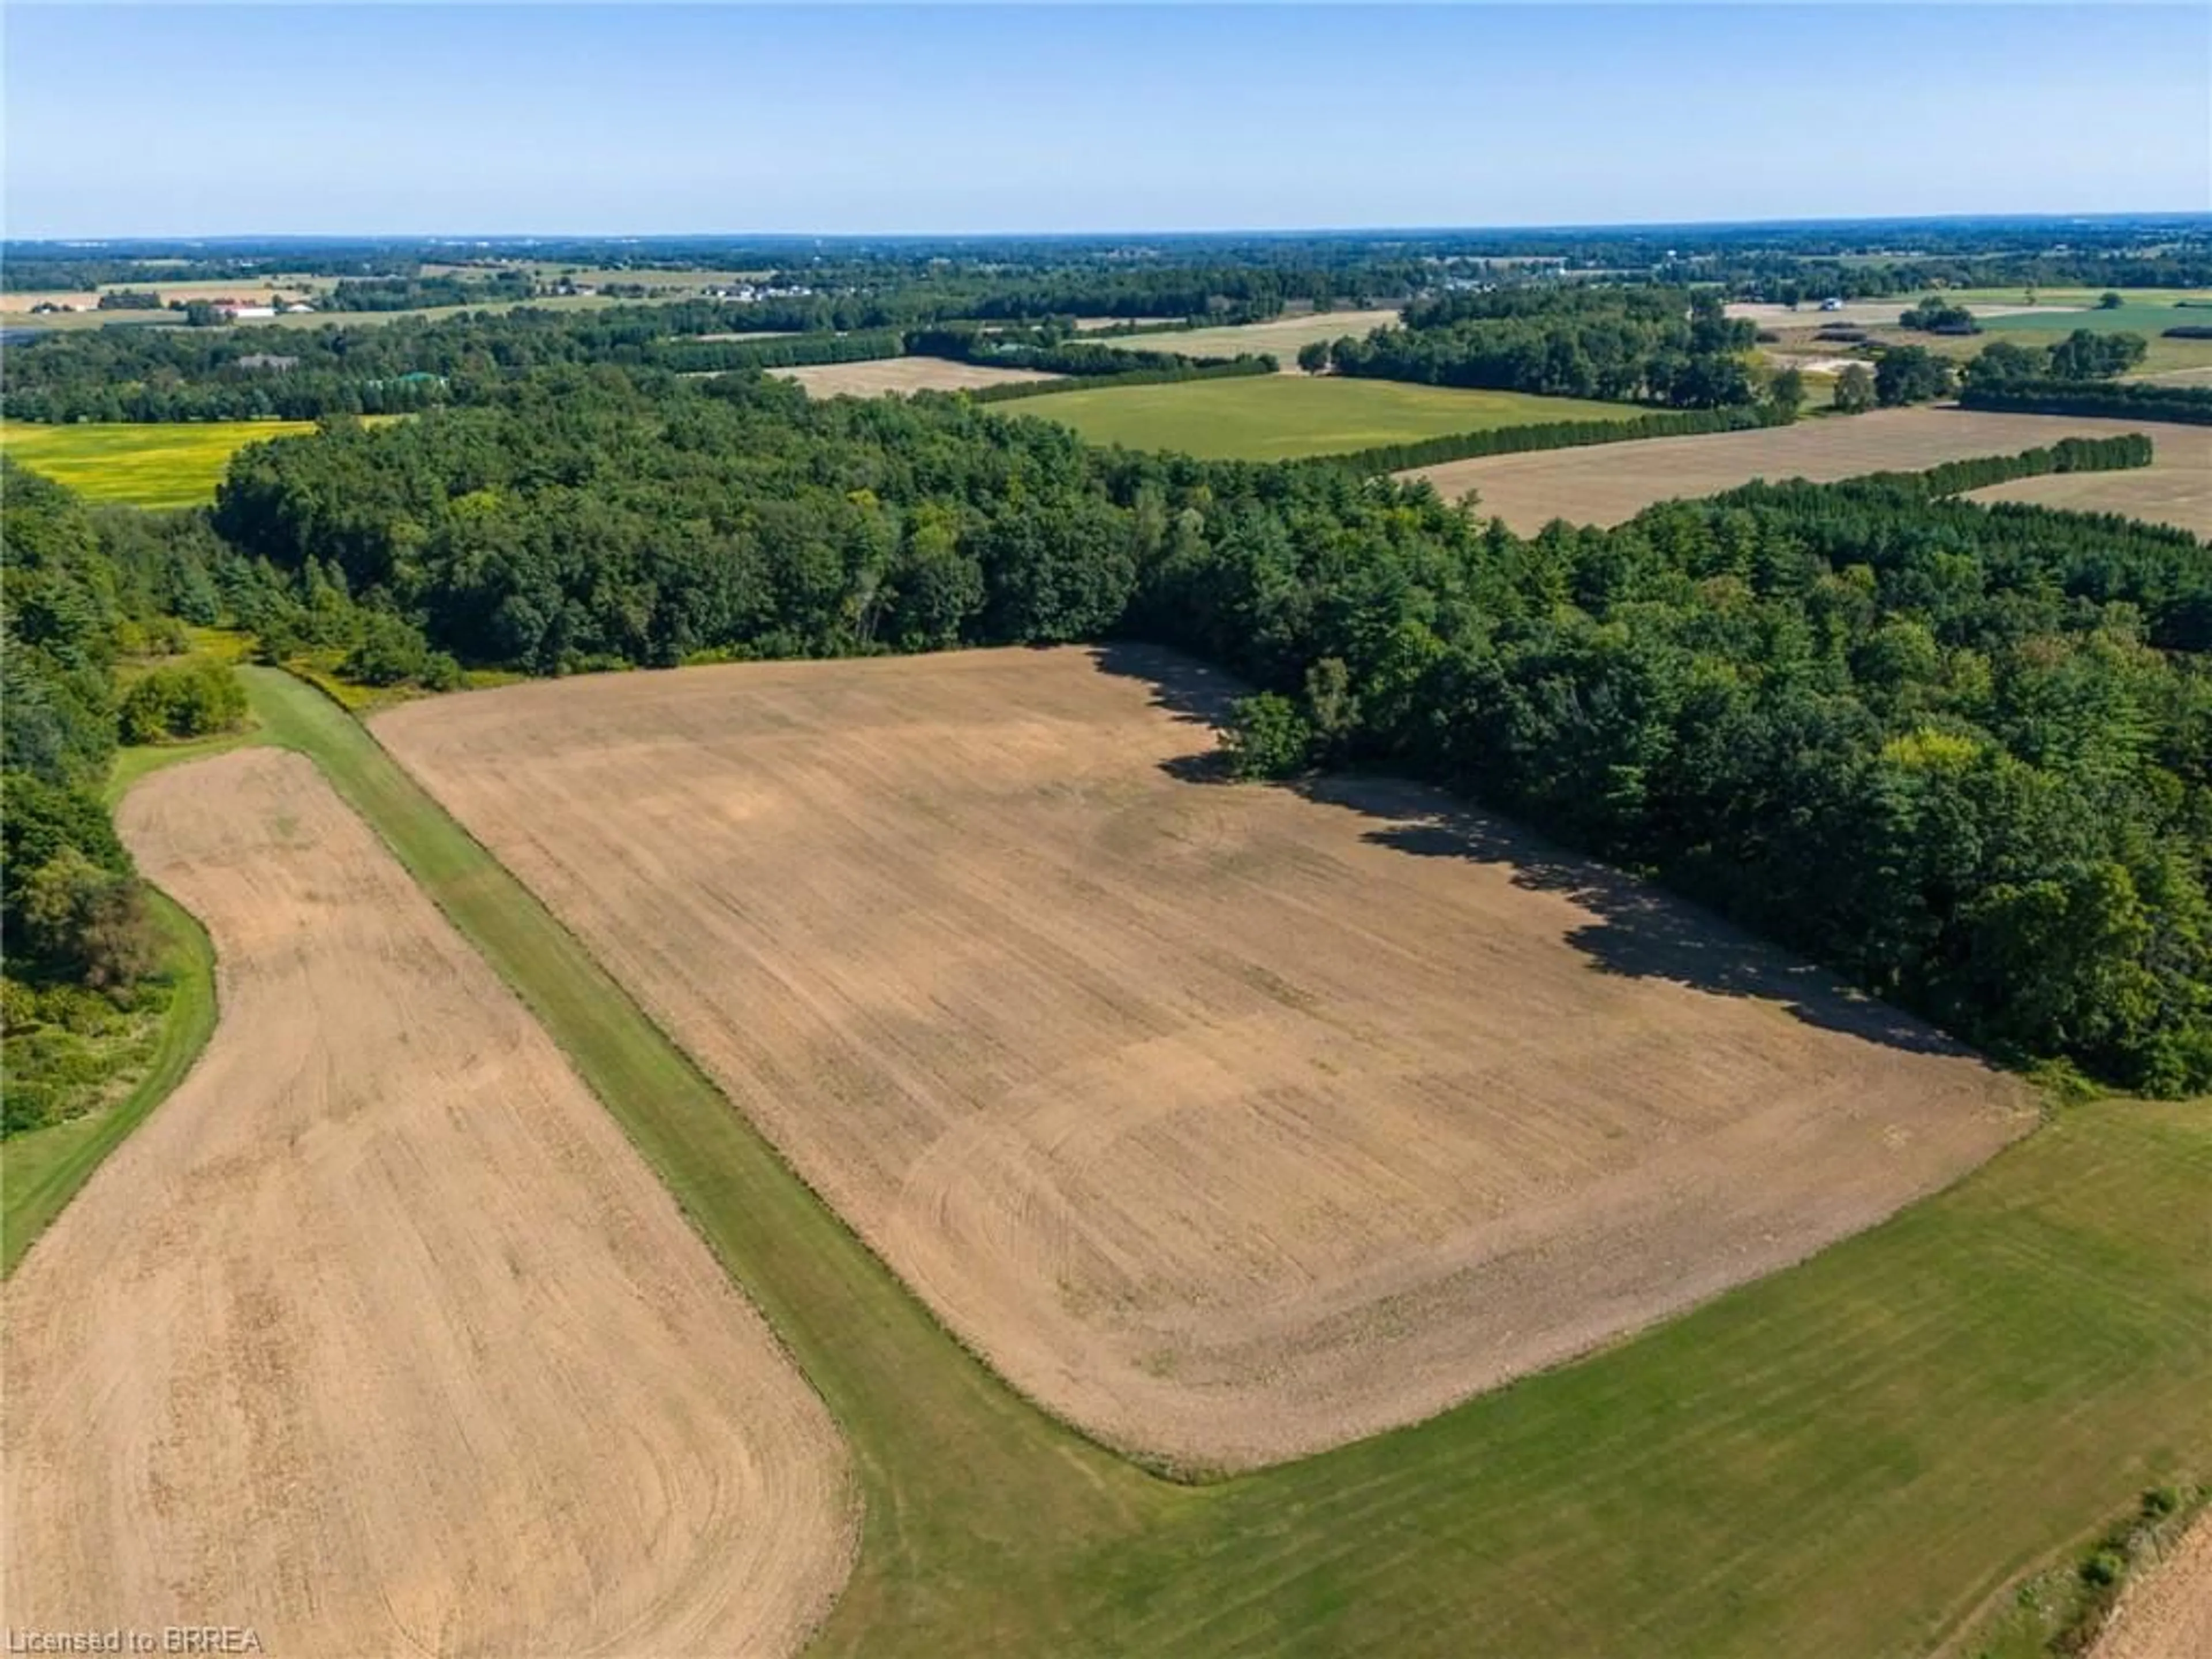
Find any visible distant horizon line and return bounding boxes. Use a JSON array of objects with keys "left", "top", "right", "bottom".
[{"left": 10, "top": 209, "right": 2212, "bottom": 248}]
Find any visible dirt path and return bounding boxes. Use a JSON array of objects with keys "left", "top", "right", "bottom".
[
  {"left": 378, "top": 647, "right": 2030, "bottom": 1471},
  {"left": 2093, "top": 1510, "right": 2212, "bottom": 1659},
  {"left": 2, "top": 749, "right": 854, "bottom": 1656}
]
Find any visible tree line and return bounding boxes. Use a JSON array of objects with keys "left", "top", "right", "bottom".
[
  {"left": 198, "top": 370, "right": 2210, "bottom": 1091},
  {"left": 3, "top": 293, "right": 1279, "bottom": 423},
  {"left": 1310, "top": 287, "right": 1763, "bottom": 408},
  {"left": 1958, "top": 378, "right": 2212, "bottom": 425},
  {"left": 0, "top": 463, "right": 251, "bottom": 1134}
]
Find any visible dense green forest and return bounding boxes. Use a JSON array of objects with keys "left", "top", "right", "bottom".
[
  {"left": 1316, "top": 287, "right": 1762, "bottom": 407},
  {"left": 0, "top": 462, "right": 251, "bottom": 1134},
  {"left": 194, "top": 372, "right": 2210, "bottom": 1090}
]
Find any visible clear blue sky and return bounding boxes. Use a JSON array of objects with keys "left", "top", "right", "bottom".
[{"left": 6, "top": 5, "right": 2206, "bottom": 237}]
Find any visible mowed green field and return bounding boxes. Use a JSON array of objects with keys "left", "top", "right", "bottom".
[
  {"left": 217, "top": 666, "right": 2212, "bottom": 1659},
  {"left": 1011, "top": 374, "right": 1643, "bottom": 460},
  {"left": 1969, "top": 295, "right": 2212, "bottom": 374},
  {"left": 2, "top": 419, "right": 319, "bottom": 507},
  {"left": 1939, "top": 286, "right": 2212, "bottom": 308},
  {"left": 1979, "top": 301, "right": 2206, "bottom": 336}
]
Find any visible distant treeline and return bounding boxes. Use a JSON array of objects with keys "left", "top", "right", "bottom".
[
  {"left": 323, "top": 271, "right": 536, "bottom": 311},
  {"left": 967, "top": 358, "right": 1277, "bottom": 404},
  {"left": 1318, "top": 287, "right": 1763, "bottom": 408},
  {"left": 660, "top": 331, "right": 908, "bottom": 373},
  {"left": 14, "top": 217, "right": 2206, "bottom": 302},
  {"left": 1, "top": 297, "right": 1284, "bottom": 419},
  {"left": 195, "top": 369, "right": 2211, "bottom": 1090},
  {"left": 1958, "top": 380, "right": 2212, "bottom": 425},
  {"left": 1, "top": 293, "right": 1282, "bottom": 421}
]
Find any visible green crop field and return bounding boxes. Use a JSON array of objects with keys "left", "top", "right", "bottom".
[
  {"left": 2, "top": 419, "right": 320, "bottom": 507},
  {"left": 1979, "top": 302, "right": 2203, "bottom": 336},
  {"left": 153, "top": 665, "right": 2202, "bottom": 1659},
  {"left": 1009, "top": 375, "right": 1644, "bottom": 460},
  {"left": 1938, "top": 286, "right": 2212, "bottom": 308}
]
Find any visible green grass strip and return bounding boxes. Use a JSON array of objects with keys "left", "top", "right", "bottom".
[
  {"left": 2, "top": 727, "right": 263, "bottom": 1277},
  {"left": 1, "top": 889, "right": 219, "bottom": 1277},
  {"left": 152, "top": 666, "right": 2211, "bottom": 1658}
]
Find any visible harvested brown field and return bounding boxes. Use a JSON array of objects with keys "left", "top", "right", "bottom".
[
  {"left": 377, "top": 646, "right": 2032, "bottom": 1471},
  {"left": 1967, "top": 426, "right": 2212, "bottom": 539},
  {"left": 1403, "top": 407, "right": 2175, "bottom": 533},
  {"left": 1092, "top": 308, "right": 1402, "bottom": 368},
  {"left": 773, "top": 357, "right": 1062, "bottom": 397},
  {"left": 2090, "top": 1511, "right": 2212, "bottom": 1659},
  {"left": 2, "top": 749, "right": 853, "bottom": 1655}
]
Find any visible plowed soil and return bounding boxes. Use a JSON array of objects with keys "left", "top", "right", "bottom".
[
  {"left": 2, "top": 749, "right": 853, "bottom": 1656},
  {"left": 377, "top": 646, "right": 2032, "bottom": 1470},
  {"left": 2092, "top": 1512, "right": 2212, "bottom": 1659}
]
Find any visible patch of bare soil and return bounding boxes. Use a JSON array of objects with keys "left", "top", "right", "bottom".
[
  {"left": 2092, "top": 1510, "right": 2212, "bottom": 1659},
  {"left": 773, "top": 357, "right": 1062, "bottom": 396},
  {"left": 376, "top": 647, "right": 2032, "bottom": 1471},
  {"left": 2, "top": 749, "right": 854, "bottom": 1656}
]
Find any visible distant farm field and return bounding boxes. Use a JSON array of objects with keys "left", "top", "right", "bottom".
[
  {"left": 1980, "top": 302, "right": 2203, "bottom": 336},
  {"left": 1966, "top": 425, "right": 2212, "bottom": 539},
  {"left": 377, "top": 645, "right": 2030, "bottom": 1471},
  {"left": 1940, "top": 286, "right": 2212, "bottom": 308},
  {"left": 1012, "top": 374, "right": 1642, "bottom": 460},
  {"left": 1729, "top": 300, "right": 2075, "bottom": 329},
  {"left": 2, "top": 418, "right": 322, "bottom": 507},
  {"left": 1404, "top": 407, "right": 2178, "bottom": 532},
  {"left": 1091, "top": 308, "right": 1402, "bottom": 363},
  {"left": 1745, "top": 291, "right": 2212, "bottom": 379},
  {"left": 4, "top": 748, "right": 853, "bottom": 1654},
  {"left": 774, "top": 357, "right": 1064, "bottom": 396}
]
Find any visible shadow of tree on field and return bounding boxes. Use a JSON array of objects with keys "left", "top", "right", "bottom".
[
  {"left": 1086, "top": 641, "right": 1979, "bottom": 1064},
  {"left": 1088, "top": 641, "right": 1247, "bottom": 730}
]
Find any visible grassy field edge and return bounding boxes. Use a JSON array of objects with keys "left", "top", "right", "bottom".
[
  {"left": 1, "top": 727, "right": 263, "bottom": 1278},
  {"left": 1, "top": 887, "right": 219, "bottom": 1277}
]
